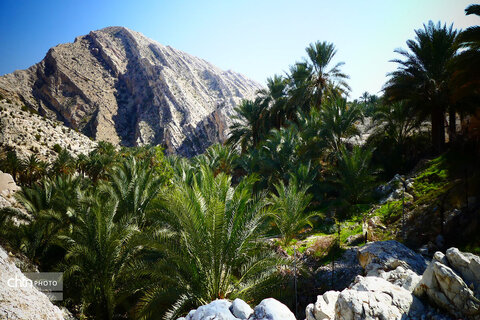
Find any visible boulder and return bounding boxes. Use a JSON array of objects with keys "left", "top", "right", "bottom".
[
  {"left": 186, "top": 300, "right": 238, "bottom": 320},
  {"left": 445, "top": 247, "right": 480, "bottom": 295},
  {"left": 415, "top": 249, "right": 480, "bottom": 319},
  {"left": 305, "top": 291, "right": 339, "bottom": 320},
  {"left": 248, "top": 298, "right": 296, "bottom": 320},
  {"left": 375, "top": 266, "right": 422, "bottom": 292},
  {"left": 358, "top": 240, "right": 427, "bottom": 275},
  {"left": 336, "top": 276, "right": 424, "bottom": 320},
  {"left": 0, "top": 245, "right": 65, "bottom": 320},
  {"left": 305, "top": 276, "right": 424, "bottom": 320},
  {"left": 230, "top": 298, "right": 253, "bottom": 319}
]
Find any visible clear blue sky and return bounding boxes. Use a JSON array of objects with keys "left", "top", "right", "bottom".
[{"left": 0, "top": 0, "right": 478, "bottom": 99}]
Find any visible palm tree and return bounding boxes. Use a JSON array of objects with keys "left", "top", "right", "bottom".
[
  {"left": 198, "top": 143, "right": 239, "bottom": 176},
  {"left": 268, "top": 179, "right": 318, "bottom": 246},
  {"left": 61, "top": 193, "right": 140, "bottom": 320},
  {"left": 287, "top": 62, "right": 314, "bottom": 115},
  {"left": 257, "top": 75, "right": 290, "bottom": 129},
  {"left": 305, "top": 41, "right": 350, "bottom": 108},
  {"left": 332, "top": 146, "right": 375, "bottom": 214},
  {"left": 227, "top": 99, "right": 267, "bottom": 152},
  {"left": 384, "top": 21, "right": 459, "bottom": 152},
  {"left": 105, "top": 156, "right": 164, "bottom": 226},
  {"left": 318, "top": 97, "right": 364, "bottom": 155},
  {"left": 0, "top": 150, "right": 24, "bottom": 182},
  {"left": 136, "top": 167, "right": 284, "bottom": 319},
  {"left": 20, "top": 154, "right": 47, "bottom": 186},
  {"left": 51, "top": 149, "right": 75, "bottom": 176},
  {"left": 371, "top": 101, "right": 418, "bottom": 147},
  {"left": 452, "top": 5, "right": 480, "bottom": 115}
]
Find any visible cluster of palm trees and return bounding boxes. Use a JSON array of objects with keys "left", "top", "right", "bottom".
[
  {"left": 0, "top": 143, "right": 311, "bottom": 319},
  {"left": 226, "top": 40, "right": 375, "bottom": 216},
  {"left": 384, "top": 6, "right": 480, "bottom": 152}
]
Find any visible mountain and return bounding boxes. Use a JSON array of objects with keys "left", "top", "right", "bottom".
[{"left": 0, "top": 26, "right": 262, "bottom": 156}]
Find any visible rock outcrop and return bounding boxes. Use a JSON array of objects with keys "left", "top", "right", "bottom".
[
  {"left": 357, "top": 240, "right": 428, "bottom": 276},
  {"left": 0, "top": 245, "right": 65, "bottom": 320},
  {"left": 415, "top": 248, "right": 480, "bottom": 319},
  {"left": 306, "top": 276, "right": 425, "bottom": 320},
  {"left": 177, "top": 298, "right": 294, "bottom": 320},
  {"left": 0, "top": 169, "right": 20, "bottom": 209},
  {"left": 0, "top": 99, "right": 97, "bottom": 160},
  {"left": 0, "top": 26, "right": 262, "bottom": 156}
]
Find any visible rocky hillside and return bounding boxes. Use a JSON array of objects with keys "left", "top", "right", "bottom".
[
  {"left": 0, "top": 26, "right": 262, "bottom": 156},
  {"left": 0, "top": 98, "right": 97, "bottom": 160}
]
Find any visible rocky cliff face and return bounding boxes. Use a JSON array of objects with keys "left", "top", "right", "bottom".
[{"left": 0, "top": 26, "right": 262, "bottom": 156}]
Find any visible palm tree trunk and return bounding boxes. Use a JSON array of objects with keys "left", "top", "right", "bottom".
[
  {"left": 431, "top": 108, "right": 445, "bottom": 153},
  {"left": 448, "top": 109, "right": 456, "bottom": 144}
]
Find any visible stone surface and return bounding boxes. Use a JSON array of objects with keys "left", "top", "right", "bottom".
[
  {"left": 230, "top": 298, "right": 253, "bottom": 319},
  {"left": 306, "top": 276, "right": 425, "bottom": 320},
  {"left": 0, "top": 245, "right": 65, "bottom": 320},
  {"left": 185, "top": 299, "right": 238, "bottom": 320},
  {"left": 305, "top": 291, "right": 339, "bottom": 320},
  {"left": 0, "top": 99, "right": 97, "bottom": 161},
  {"left": 336, "top": 276, "right": 425, "bottom": 320},
  {"left": 248, "top": 298, "right": 296, "bottom": 320},
  {"left": 0, "top": 26, "right": 262, "bottom": 156},
  {"left": 375, "top": 266, "right": 422, "bottom": 292},
  {"left": 415, "top": 248, "right": 480, "bottom": 319},
  {"left": 445, "top": 247, "right": 480, "bottom": 296},
  {"left": 358, "top": 240, "right": 428, "bottom": 276}
]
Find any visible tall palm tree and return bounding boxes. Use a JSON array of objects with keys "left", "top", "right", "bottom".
[
  {"left": 452, "top": 5, "right": 480, "bottom": 114},
  {"left": 136, "top": 167, "right": 284, "bottom": 319},
  {"left": 227, "top": 99, "right": 267, "bottom": 152},
  {"left": 257, "top": 75, "right": 289, "bottom": 129},
  {"left": 305, "top": 41, "right": 350, "bottom": 108},
  {"left": 384, "top": 21, "right": 459, "bottom": 152},
  {"left": 318, "top": 97, "right": 364, "bottom": 155}
]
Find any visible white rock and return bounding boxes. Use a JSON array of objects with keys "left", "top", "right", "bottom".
[
  {"left": 230, "top": 298, "right": 253, "bottom": 319},
  {"left": 358, "top": 240, "right": 427, "bottom": 275},
  {"left": 306, "top": 291, "right": 339, "bottom": 320},
  {"left": 189, "top": 299, "right": 238, "bottom": 320},
  {"left": 248, "top": 298, "right": 295, "bottom": 320},
  {"left": 336, "top": 276, "right": 424, "bottom": 320},
  {"left": 415, "top": 249, "right": 480, "bottom": 319},
  {"left": 0, "top": 245, "right": 65, "bottom": 320}
]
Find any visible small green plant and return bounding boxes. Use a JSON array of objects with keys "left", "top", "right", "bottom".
[
  {"left": 53, "top": 144, "right": 62, "bottom": 153},
  {"left": 35, "top": 134, "right": 41, "bottom": 142}
]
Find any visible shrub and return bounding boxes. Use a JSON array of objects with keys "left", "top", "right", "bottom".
[{"left": 52, "top": 144, "right": 62, "bottom": 153}]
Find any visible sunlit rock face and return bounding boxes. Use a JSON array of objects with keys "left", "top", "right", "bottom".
[{"left": 0, "top": 26, "right": 262, "bottom": 156}]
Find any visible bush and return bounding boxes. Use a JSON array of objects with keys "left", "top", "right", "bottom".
[
  {"left": 53, "top": 144, "right": 62, "bottom": 153},
  {"left": 35, "top": 134, "right": 41, "bottom": 142}
]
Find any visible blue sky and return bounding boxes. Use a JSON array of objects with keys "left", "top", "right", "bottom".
[{"left": 0, "top": 0, "right": 478, "bottom": 99}]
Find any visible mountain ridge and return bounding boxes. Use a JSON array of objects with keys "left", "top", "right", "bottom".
[{"left": 0, "top": 26, "right": 262, "bottom": 156}]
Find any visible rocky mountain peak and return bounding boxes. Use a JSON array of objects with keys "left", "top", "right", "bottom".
[{"left": 0, "top": 26, "right": 263, "bottom": 156}]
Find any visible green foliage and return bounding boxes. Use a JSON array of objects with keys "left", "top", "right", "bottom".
[
  {"left": 136, "top": 166, "right": 286, "bottom": 319},
  {"left": 52, "top": 143, "right": 62, "bottom": 153},
  {"left": 269, "top": 178, "right": 319, "bottom": 246}
]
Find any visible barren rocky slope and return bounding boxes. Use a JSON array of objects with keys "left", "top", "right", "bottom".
[
  {"left": 0, "top": 99, "right": 97, "bottom": 160},
  {"left": 0, "top": 26, "right": 262, "bottom": 156}
]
